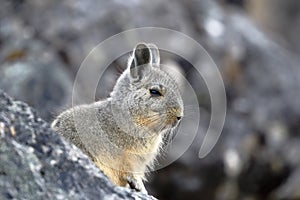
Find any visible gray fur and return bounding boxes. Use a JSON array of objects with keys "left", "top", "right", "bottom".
[{"left": 51, "top": 43, "right": 183, "bottom": 194}]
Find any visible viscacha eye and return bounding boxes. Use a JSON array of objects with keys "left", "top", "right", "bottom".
[{"left": 149, "top": 89, "right": 162, "bottom": 97}]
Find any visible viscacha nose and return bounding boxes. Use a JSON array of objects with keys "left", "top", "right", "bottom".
[{"left": 169, "top": 106, "right": 183, "bottom": 120}]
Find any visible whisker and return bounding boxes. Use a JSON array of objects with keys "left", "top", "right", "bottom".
[
  {"left": 138, "top": 112, "right": 169, "bottom": 126},
  {"left": 147, "top": 112, "right": 168, "bottom": 117},
  {"left": 139, "top": 117, "right": 161, "bottom": 126}
]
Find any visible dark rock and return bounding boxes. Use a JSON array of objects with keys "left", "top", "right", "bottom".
[{"left": 0, "top": 90, "right": 155, "bottom": 200}]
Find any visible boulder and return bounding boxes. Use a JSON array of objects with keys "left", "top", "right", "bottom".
[{"left": 0, "top": 90, "right": 155, "bottom": 200}]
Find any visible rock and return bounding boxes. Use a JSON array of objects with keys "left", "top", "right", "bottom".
[
  {"left": 0, "top": 4, "right": 72, "bottom": 122},
  {"left": 0, "top": 61, "right": 72, "bottom": 122},
  {"left": 245, "top": 0, "right": 300, "bottom": 55},
  {"left": 18, "top": 0, "right": 193, "bottom": 71},
  {"left": 0, "top": 90, "right": 155, "bottom": 200}
]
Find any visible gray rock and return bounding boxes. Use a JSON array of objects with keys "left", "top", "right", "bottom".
[
  {"left": 0, "top": 4, "right": 73, "bottom": 122},
  {"left": 0, "top": 61, "right": 72, "bottom": 122},
  {"left": 18, "top": 0, "right": 193, "bottom": 71},
  {"left": 0, "top": 90, "right": 155, "bottom": 200}
]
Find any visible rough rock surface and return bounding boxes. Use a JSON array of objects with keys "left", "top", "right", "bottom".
[{"left": 0, "top": 90, "right": 155, "bottom": 200}]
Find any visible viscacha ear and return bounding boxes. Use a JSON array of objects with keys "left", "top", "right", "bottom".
[
  {"left": 148, "top": 43, "right": 160, "bottom": 67},
  {"left": 129, "top": 43, "right": 151, "bottom": 80}
]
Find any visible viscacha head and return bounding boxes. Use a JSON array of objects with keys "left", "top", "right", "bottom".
[{"left": 111, "top": 43, "right": 183, "bottom": 135}]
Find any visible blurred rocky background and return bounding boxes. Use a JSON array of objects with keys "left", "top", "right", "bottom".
[{"left": 1, "top": 0, "right": 300, "bottom": 199}]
